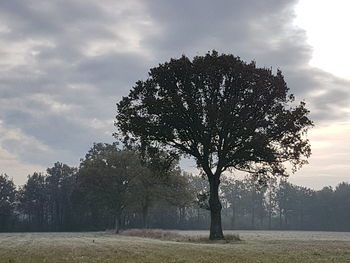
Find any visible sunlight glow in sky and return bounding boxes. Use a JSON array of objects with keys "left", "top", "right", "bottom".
[
  {"left": 288, "top": 0, "right": 350, "bottom": 188},
  {"left": 295, "top": 0, "right": 350, "bottom": 80}
]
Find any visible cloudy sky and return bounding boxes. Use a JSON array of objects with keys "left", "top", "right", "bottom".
[{"left": 0, "top": 0, "right": 349, "bottom": 189}]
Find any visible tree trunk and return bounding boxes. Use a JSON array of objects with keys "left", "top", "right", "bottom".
[
  {"left": 231, "top": 202, "right": 236, "bottom": 229},
  {"left": 279, "top": 208, "right": 283, "bottom": 229},
  {"left": 284, "top": 210, "right": 288, "bottom": 228},
  {"left": 251, "top": 206, "right": 255, "bottom": 229},
  {"left": 209, "top": 176, "right": 224, "bottom": 240},
  {"left": 300, "top": 209, "right": 304, "bottom": 230},
  {"left": 142, "top": 205, "right": 148, "bottom": 229},
  {"left": 197, "top": 208, "right": 200, "bottom": 225},
  {"left": 259, "top": 213, "right": 264, "bottom": 227},
  {"left": 178, "top": 207, "right": 185, "bottom": 228},
  {"left": 268, "top": 192, "right": 272, "bottom": 230},
  {"left": 251, "top": 190, "right": 256, "bottom": 229},
  {"left": 115, "top": 215, "right": 121, "bottom": 233}
]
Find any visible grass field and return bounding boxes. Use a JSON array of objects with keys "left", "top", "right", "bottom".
[{"left": 1, "top": 230, "right": 350, "bottom": 263}]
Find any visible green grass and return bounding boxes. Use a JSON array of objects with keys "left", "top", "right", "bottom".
[{"left": 0, "top": 231, "right": 350, "bottom": 262}]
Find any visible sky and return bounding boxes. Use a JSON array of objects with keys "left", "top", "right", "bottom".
[{"left": 0, "top": 0, "right": 349, "bottom": 189}]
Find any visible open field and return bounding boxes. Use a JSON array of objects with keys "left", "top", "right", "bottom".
[{"left": 1, "top": 231, "right": 350, "bottom": 263}]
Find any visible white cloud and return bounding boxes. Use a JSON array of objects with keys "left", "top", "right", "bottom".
[
  {"left": 0, "top": 147, "right": 46, "bottom": 185},
  {"left": 30, "top": 94, "right": 75, "bottom": 114},
  {"left": 0, "top": 38, "right": 55, "bottom": 69},
  {"left": 0, "top": 120, "right": 49, "bottom": 184},
  {"left": 295, "top": 0, "right": 350, "bottom": 80},
  {"left": 0, "top": 120, "right": 51, "bottom": 153}
]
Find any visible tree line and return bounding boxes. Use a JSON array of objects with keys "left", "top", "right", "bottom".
[
  {"left": 0, "top": 51, "right": 314, "bottom": 240},
  {"left": 1, "top": 142, "right": 350, "bottom": 232}
]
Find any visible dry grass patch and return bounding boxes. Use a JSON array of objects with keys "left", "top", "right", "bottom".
[
  {"left": 119, "top": 229, "right": 183, "bottom": 241},
  {"left": 1, "top": 232, "right": 350, "bottom": 262},
  {"left": 119, "top": 229, "right": 241, "bottom": 243}
]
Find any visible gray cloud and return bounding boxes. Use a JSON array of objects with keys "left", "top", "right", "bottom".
[
  {"left": 139, "top": 0, "right": 350, "bottom": 123},
  {"left": 0, "top": 0, "right": 349, "bottom": 185}
]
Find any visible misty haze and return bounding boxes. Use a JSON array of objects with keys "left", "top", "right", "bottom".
[{"left": 1, "top": 0, "right": 350, "bottom": 262}]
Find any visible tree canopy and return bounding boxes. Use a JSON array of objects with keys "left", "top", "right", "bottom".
[
  {"left": 116, "top": 51, "right": 312, "bottom": 239},
  {"left": 78, "top": 143, "right": 143, "bottom": 232},
  {"left": 116, "top": 51, "right": 312, "bottom": 180}
]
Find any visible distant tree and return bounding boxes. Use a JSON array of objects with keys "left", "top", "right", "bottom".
[
  {"left": 132, "top": 168, "right": 193, "bottom": 229},
  {"left": 19, "top": 172, "right": 47, "bottom": 230},
  {"left": 186, "top": 174, "right": 210, "bottom": 227},
  {"left": 0, "top": 174, "right": 17, "bottom": 231},
  {"left": 275, "top": 180, "right": 311, "bottom": 229},
  {"left": 221, "top": 177, "right": 245, "bottom": 229},
  {"left": 333, "top": 183, "right": 350, "bottom": 230},
  {"left": 292, "top": 185, "right": 313, "bottom": 229},
  {"left": 265, "top": 179, "right": 278, "bottom": 229},
  {"left": 128, "top": 167, "right": 158, "bottom": 228},
  {"left": 77, "top": 143, "right": 147, "bottom": 232},
  {"left": 46, "top": 162, "right": 77, "bottom": 230},
  {"left": 252, "top": 180, "right": 267, "bottom": 229},
  {"left": 123, "top": 145, "right": 181, "bottom": 228},
  {"left": 116, "top": 51, "right": 313, "bottom": 239},
  {"left": 187, "top": 174, "right": 210, "bottom": 210},
  {"left": 275, "top": 180, "right": 291, "bottom": 228},
  {"left": 314, "top": 186, "right": 335, "bottom": 230},
  {"left": 162, "top": 170, "right": 194, "bottom": 227}
]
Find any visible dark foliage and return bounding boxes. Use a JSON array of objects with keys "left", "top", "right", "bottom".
[
  {"left": 3, "top": 169, "right": 350, "bottom": 232},
  {"left": 116, "top": 51, "right": 313, "bottom": 239},
  {"left": 0, "top": 174, "right": 16, "bottom": 231}
]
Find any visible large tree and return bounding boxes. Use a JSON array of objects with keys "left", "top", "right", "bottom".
[{"left": 116, "top": 51, "right": 312, "bottom": 239}]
